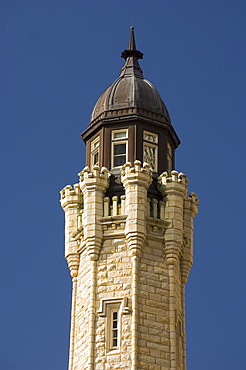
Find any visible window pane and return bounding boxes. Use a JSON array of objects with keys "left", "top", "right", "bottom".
[
  {"left": 93, "top": 140, "right": 99, "bottom": 149},
  {"left": 113, "top": 131, "right": 127, "bottom": 139},
  {"left": 93, "top": 151, "right": 98, "bottom": 165},
  {"left": 114, "top": 155, "right": 126, "bottom": 167},
  {"left": 114, "top": 143, "right": 126, "bottom": 155},
  {"left": 113, "top": 330, "right": 118, "bottom": 338},
  {"left": 113, "top": 312, "right": 118, "bottom": 320},
  {"left": 113, "top": 338, "right": 118, "bottom": 347}
]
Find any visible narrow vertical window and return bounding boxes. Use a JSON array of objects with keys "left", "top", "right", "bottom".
[
  {"left": 108, "top": 304, "right": 120, "bottom": 351},
  {"left": 111, "top": 311, "right": 118, "bottom": 348},
  {"left": 143, "top": 131, "right": 158, "bottom": 171},
  {"left": 167, "top": 142, "right": 173, "bottom": 172},
  {"left": 97, "top": 298, "right": 130, "bottom": 354},
  {"left": 112, "top": 130, "right": 128, "bottom": 167},
  {"left": 91, "top": 137, "right": 99, "bottom": 166}
]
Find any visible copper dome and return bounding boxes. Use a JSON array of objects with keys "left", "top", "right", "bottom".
[{"left": 90, "top": 27, "right": 171, "bottom": 126}]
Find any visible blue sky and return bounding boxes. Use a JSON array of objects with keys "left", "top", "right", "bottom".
[{"left": 1, "top": 1, "right": 246, "bottom": 369}]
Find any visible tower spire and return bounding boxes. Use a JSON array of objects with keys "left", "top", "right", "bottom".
[
  {"left": 120, "top": 27, "right": 143, "bottom": 77},
  {"left": 128, "top": 26, "right": 136, "bottom": 50}
]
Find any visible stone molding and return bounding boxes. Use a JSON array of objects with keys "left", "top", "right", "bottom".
[{"left": 97, "top": 297, "right": 131, "bottom": 317}]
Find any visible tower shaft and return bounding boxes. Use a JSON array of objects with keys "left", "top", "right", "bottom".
[{"left": 60, "top": 164, "right": 198, "bottom": 369}]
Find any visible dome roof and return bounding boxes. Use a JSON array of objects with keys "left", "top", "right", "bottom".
[{"left": 90, "top": 28, "right": 171, "bottom": 126}]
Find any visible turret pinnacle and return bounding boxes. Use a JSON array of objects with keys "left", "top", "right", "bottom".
[{"left": 120, "top": 27, "right": 143, "bottom": 77}]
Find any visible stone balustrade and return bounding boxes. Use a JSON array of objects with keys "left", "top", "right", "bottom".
[{"left": 102, "top": 194, "right": 165, "bottom": 220}]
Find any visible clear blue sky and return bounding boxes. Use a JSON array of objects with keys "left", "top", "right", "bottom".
[{"left": 1, "top": 1, "right": 246, "bottom": 369}]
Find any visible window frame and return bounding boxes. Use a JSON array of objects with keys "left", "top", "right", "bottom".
[
  {"left": 97, "top": 297, "right": 131, "bottom": 354},
  {"left": 167, "top": 142, "right": 173, "bottom": 172},
  {"left": 91, "top": 136, "right": 100, "bottom": 166},
  {"left": 111, "top": 129, "right": 128, "bottom": 168},
  {"left": 108, "top": 303, "right": 121, "bottom": 351}
]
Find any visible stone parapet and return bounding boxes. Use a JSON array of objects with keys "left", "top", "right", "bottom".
[{"left": 60, "top": 183, "right": 83, "bottom": 210}]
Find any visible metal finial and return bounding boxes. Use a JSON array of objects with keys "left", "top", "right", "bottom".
[
  {"left": 128, "top": 26, "right": 136, "bottom": 51},
  {"left": 121, "top": 27, "right": 143, "bottom": 60}
]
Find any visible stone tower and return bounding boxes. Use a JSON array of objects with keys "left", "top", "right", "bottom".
[{"left": 60, "top": 28, "right": 198, "bottom": 370}]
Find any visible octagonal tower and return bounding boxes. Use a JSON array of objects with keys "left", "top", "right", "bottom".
[{"left": 60, "top": 28, "right": 198, "bottom": 370}]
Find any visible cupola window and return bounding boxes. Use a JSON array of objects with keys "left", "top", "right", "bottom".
[
  {"left": 112, "top": 130, "right": 128, "bottom": 167},
  {"left": 91, "top": 137, "right": 100, "bottom": 166},
  {"left": 167, "top": 142, "right": 173, "bottom": 172},
  {"left": 143, "top": 130, "right": 158, "bottom": 171}
]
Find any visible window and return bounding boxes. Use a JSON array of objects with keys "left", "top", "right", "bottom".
[
  {"left": 143, "top": 131, "right": 158, "bottom": 171},
  {"left": 91, "top": 137, "right": 99, "bottom": 166},
  {"left": 97, "top": 297, "right": 130, "bottom": 353},
  {"left": 106, "top": 303, "right": 121, "bottom": 352},
  {"left": 167, "top": 142, "right": 173, "bottom": 172},
  {"left": 111, "top": 310, "right": 119, "bottom": 349},
  {"left": 112, "top": 130, "right": 128, "bottom": 167}
]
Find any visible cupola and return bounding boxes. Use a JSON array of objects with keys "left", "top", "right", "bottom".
[{"left": 81, "top": 27, "right": 180, "bottom": 181}]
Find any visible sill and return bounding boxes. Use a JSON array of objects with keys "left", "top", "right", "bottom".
[
  {"left": 106, "top": 348, "right": 120, "bottom": 355},
  {"left": 110, "top": 167, "right": 122, "bottom": 174}
]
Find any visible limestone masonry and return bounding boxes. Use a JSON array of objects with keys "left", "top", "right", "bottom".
[{"left": 60, "top": 28, "right": 198, "bottom": 370}]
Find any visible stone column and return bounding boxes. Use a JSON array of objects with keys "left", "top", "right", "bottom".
[
  {"left": 158, "top": 170, "right": 187, "bottom": 370},
  {"left": 181, "top": 192, "right": 199, "bottom": 369},
  {"left": 121, "top": 161, "right": 152, "bottom": 370},
  {"left": 79, "top": 165, "right": 110, "bottom": 370},
  {"left": 181, "top": 192, "right": 199, "bottom": 284},
  {"left": 60, "top": 183, "right": 82, "bottom": 369}
]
